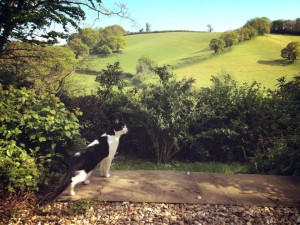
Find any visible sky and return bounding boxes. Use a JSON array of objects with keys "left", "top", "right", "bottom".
[{"left": 82, "top": 0, "right": 300, "bottom": 32}]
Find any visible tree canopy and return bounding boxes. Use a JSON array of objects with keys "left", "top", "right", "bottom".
[
  {"left": 67, "top": 25, "right": 126, "bottom": 57},
  {"left": 244, "top": 17, "right": 271, "bottom": 35},
  {"left": 281, "top": 41, "right": 300, "bottom": 63},
  {"left": 0, "top": 0, "right": 131, "bottom": 54}
]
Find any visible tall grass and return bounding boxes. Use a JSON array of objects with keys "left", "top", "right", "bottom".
[{"left": 111, "top": 156, "right": 249, "bottom": 174}]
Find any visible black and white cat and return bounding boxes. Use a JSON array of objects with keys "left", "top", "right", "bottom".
[{"left": 39, "top": 119, "right": 128, "bottom": 205}]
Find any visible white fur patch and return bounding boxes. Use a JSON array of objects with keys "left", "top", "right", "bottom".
[
  {"left": 87, "top": 140, "right": 99, "bottom": 147},
  {"left": 74, "top": 152, "right": 80, "bottom": 156}
]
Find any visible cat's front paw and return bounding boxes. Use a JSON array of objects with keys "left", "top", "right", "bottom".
[
  {"left": 69, "top": 190, "right": 76, "bottom": 196},
  {"left": 83, "top": 180, "right": 90, "bottom": 185},
  {"left": 105, "top": 173, "right": 110, "bottom": 178}
]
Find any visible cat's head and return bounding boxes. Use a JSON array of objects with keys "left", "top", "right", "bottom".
[{"left": 109, "top": 118, "right": 128, "bottom": 136}]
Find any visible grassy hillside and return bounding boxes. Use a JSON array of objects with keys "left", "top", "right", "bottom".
[
  {"left": 175, "top": 34, "right": 300, "bottom": 87},
  {"left": 67, "top": 32, "right": 300, "bottom": 95}
]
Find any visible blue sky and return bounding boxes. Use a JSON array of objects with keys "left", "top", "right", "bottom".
[{"left": 83, "top": 0, "right": 300, "bottom": 32}]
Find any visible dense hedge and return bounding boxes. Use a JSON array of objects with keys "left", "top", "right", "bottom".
[
  {"left": 68, "top": 64, "right": 300, "bottom": 175},
  {"left": 0, "top": 85, "right": 81, "bottom": 192},
  {"left": 1, "top": 69, "right": 299, "bottom": 194}
]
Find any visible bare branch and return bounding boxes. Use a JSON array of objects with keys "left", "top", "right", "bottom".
[{"left": 61, "top": 1, "right": 135, "bottom": 25}]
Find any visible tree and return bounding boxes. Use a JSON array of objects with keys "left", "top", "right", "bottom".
[
  {"left": 0, "top": 41, "right": 78, "bottom": 95},
  {"left": 96, "top": 62, "right": 124, "bottom": 95},
  {"left": 146, "top": 23, "right": 151, "bottom": 32},
  {"left": 271, "top": 20, "right": 285, "bottom": 34},
  {"left": 95, "top": 27, "right": 126, "bottom": 54},
  {"left": 207, "top": 24, "right": 213, "bottom": 32},
  {"left": 220, "top": 31, "right": 238, "bottom": 47},
  {"left": 245, "top": 17, "right": 271, "bottom": 35},
  {"left": 78, "top": 28, "right": 99, "bottom": 50},
  {"left": 0, "top": 0, "right": 132, "bottom": 54},
  {"left": 138, "top": 66, "right": 197, "bottom": 163},
  {"left": 136, "top": 56, "right": 157, "bottom": 74},
  {"left": 281, "top": 41, "right": 300, "bottom": 63},
  {"left": 238, "top": 26, "right": 258, "bottom": 40},
  {"left": 67, "top": 38, "right": 89, "bottom": 59},
  {"left": 209, "top": 38, "right": 225, "bottom": 54}
]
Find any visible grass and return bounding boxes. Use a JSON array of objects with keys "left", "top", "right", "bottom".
[
  {"left": 67, "top": 32, "right": 300, "bottom": 94},
  {"left": 111, "top": 155, "right": 249, "bottom": 175},
  {"left": 176, "top": 34, "right": 300, "bottom": 88}
]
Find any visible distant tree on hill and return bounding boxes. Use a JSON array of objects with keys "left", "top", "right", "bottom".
[
  {"left": 220, "top": 31, "right": 238, "bottom": 47},
  {"left": 67, "top": 25, "right": 126, "bottom": 57},
  {"left": 207, "top": 24, "right": 213, "bottom": 32},
  {"left": 245, "top": 17, "right": 271, "bottom": 35},
  {"left": 136, "top": 56, "right": 157, "bottom": 74},
  {"left": 67, "top": 38, "right": 89, "bottom": 59},
  {"left": 271, "top": 18, "right": 300, "bottom": 35},
  {"left": 146, "top": 23, "right": 151, "bottom": 32},
  {"left": 281, "top": 41, "right": 300, "bottom": 63},
  {"left": 209, "top": 38, "right": 225, "bottom": 54}
]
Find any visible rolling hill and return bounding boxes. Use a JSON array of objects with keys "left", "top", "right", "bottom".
[{"left": 67, "top": 32, "right": 300, "bottom": 95}]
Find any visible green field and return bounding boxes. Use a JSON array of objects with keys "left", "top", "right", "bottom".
[{"left": 67, "top": 32, "right": 300, "bottom": 94}]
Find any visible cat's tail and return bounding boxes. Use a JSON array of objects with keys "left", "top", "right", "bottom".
[{"left": 37, "top": 172, "right": 73, "bottom": 206}]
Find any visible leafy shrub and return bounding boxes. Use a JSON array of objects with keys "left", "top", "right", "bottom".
[
  {"left": 0, "top": 85, "right": 81, "bottom": 192},
  {"left": 249, "top": 76, "right": 300, "bottom": 175},
  {"left": 0, "top": 140, "right": 40, "bottom": 192},
  {"left": 94, "top": 45, "right": 113, "bottom": 55},
  {"left": 65, "top": 95, "right": 109, "bottom": 141},
  {"left": 190, "top": 74, "right": 266, "bottom": 162},
  {"left": 136, "top": 56, "right": 157, "bottom": 74}
]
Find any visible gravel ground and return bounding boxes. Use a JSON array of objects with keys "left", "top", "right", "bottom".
[{"left": 5, "top": 201, "right": 300, "bottom": 225}]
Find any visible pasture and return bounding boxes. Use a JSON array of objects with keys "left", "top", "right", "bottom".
[{"left": 67, "top": 32, "right": 300, "bottom": 95}]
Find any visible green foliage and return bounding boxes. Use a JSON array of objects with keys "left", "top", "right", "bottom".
[
  {"left": 0, "top": 140, "right": 40, "bottom": 192},
  {"left": 0, "top": 1, "right": 130, "bottom": 53},
  {"left": 189, "top": 74, "right": 265, "bottom": 162},
  {"left": 249, "top": 76, "right": 300, "bottom": 175},
  {"left": 271, "top": 18, "right": 300, "bottom": 35},
  {"left": 94, "top": 45, "right": 113, "bottom": 55},
  {"left": 209, "top": 38, "right": 225, "bottom": 54},
  {"left": 96, "top": 62, "right": 124, "bottom": 95},
  {"left": 281, "top": 41, "right": 300, "bottom": 63},
  {"left": 65, "top": 95, "right": 109, "bottom": 141},
  {"left": 245, "top": 17, "right": 271, "bottom": 35},
  {"left": 220, "top": 31, "right": 239, "bottom": 47},
  {"left": 136, "top": 66, "right": 198, "bottom": 163},
  {"left": 67, "top": 38, "right": 89, "bottom": 59},
  {"left": 0, "top": 85, "right": 81, "bottom": 192},
  {"left": 0, "top": 42, "right": 78, "bottom": 94},
  {"left": 136, "top": 56, "right": 157, "bottom": 74},
  {"left": 68, "top": 26, "right": 126, "bottom": 57}
]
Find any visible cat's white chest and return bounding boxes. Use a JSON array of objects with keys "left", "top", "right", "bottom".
[{"left": 107, "top": 136, "right": 120, "bottom": 157}]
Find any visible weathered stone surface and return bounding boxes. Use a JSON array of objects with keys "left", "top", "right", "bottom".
[{"left": 59, "top": 170, "right": 300, "bottom": 207}]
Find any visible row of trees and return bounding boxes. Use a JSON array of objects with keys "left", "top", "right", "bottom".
[
  {"left": 209, "top": 17, "right": 300, "bottom": 63},
  {"left": 271, "top": 19, "right": 300, "bottom": 35},
  {"left": 209, "top": 17, "right": 270, "bottom": 54},
  {"left": 67, "top": 25, "right": 126, "bottom": 58}
]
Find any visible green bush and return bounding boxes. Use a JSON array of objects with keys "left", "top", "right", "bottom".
[
  {"left": 0, "top": 85, "right": 81, "bottom": 192},
  {"left": 189, "top": 74, "right": 266, "bottom": 162},
  {"left": 0, "top": 140, "right": 40, "bottom": 192},
  {"left": 249, "top": 76, "right": 300, "bottom": 175}
]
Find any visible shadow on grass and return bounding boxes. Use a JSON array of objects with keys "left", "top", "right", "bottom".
[{"left": 257, "top": 59, "right": 292, "bottom": 66}]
